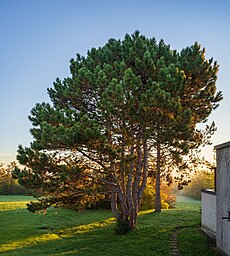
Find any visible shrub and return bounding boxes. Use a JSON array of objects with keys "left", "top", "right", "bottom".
[
  {"left": 0, "top": 179, "right": 28, "bottom": 195},
  {"left": 140, "top": 178, "right": 176, "bottom": 210},
  {"left": 0, "top": 162, "right": 28, "bottom": 195}
]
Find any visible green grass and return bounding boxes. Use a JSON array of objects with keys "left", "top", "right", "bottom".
[
  {"left": 0, "top": 195, "right": 35, "bottom": 211},
  {"left": 0, "top": 195, "right": 220, "bottom": 255},
  {"left": 0, "top": 195, "right": 35, "bottom": 202}
]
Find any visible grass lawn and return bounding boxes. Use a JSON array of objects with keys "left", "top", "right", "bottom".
[{"left": 0, "top": 195, "right": 219, "bottom": 255}]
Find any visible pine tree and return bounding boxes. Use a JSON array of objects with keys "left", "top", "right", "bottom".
[{"left": 16, "top": 31, "right": 222, "bottom": 230}]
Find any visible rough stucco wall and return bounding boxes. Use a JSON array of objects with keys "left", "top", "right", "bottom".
[
  {"left": 201, "top": 191, "right": 216, "bottom": 238},
  {"left": 216, "top": 142, "right": 230, "bottom": 256}
]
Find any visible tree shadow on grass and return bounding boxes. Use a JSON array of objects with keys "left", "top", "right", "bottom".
[
  {"left": 0, "top": 212, "right": 173, "bottom": 256},
  {"left": 0, "top": 217, "right": 115, "bottom": 255},
  {"left": 0, "top": 198, "right": 202, "bottom": 256}
]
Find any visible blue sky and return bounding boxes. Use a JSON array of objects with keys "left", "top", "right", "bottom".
[{"left": 0, "top": 0, "right": 230, "bottom": 163}]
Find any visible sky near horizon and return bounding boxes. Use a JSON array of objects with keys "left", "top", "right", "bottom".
[{"left": 0, "top": 0, "right": 230, "bottom": 163}]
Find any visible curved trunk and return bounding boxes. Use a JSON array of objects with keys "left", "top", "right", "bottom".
[
  {"left": 111, "top": 184, "right": 136, "bottom": 230},
  {"left": 110, "top": 186, "right": 122, "bottom": 220}
]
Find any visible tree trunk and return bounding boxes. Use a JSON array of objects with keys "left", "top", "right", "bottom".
[
  {"left": 111, "top": 184, "right": 136, "bottom": 230},
  {"left": 127, "top": 147, "right": 135, "bottom": 229},
  {"left": 155, "top": 143, "right": 161, "bottom": 212},
  {"left": 132, "top": 136, "right": 143, "bottom": 227},
  {"left": 110, "top": 186, "right": 121, "bottom": 220},
  {"left": 110, "top": 134, "right": 147, "bottom": 230},
  {"left": 138, "top": 141, "right": 148, "bottom": 203}
]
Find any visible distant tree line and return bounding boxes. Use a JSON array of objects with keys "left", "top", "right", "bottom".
[
  {"left": 180, "top": 168, "right": 215, "bottom": 200},
  {"left": 0, "top": 162, "right": 27, "bottom": 195}
]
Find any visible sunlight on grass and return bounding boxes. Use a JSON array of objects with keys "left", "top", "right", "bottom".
[
  {"left": 0, "top": 196, "right": 218, "bottom": 255},
  {"left": 0, "top": 233, "right": 60, "bottom": 253},
  {"left": 0, "top": 196, "right": 36, "bottom": 211},
  {"left": 0, "top": 201, "right": 29, "bottom": 211},
  {"left": 0, "top": 198, "right": 115, "bottom": 253},
  {"left": 58, "top": 217, "right": 115, "bottom": 238},
  {"left": 138, "top": 209, "right": 154, "bottom": 215},
  {"left": 0, "top": 216, "right": 115, "bottom": 253}
]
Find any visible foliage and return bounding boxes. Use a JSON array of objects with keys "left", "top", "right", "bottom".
[
  {"left": 0, "top": 179, "right": 27, "bottom": 195},
  {"left": 150, "top": 40, "right": 222, "bottom": 211},
  {"left": 13, "top": 149, "right": 107, "bottom": 213},
  {"left": 0, "top": 163, "right": 27, "bottom": 195},
  {"left": 0, "top": 163, "right": 8, "bottom": 182},
  {"left": 0, "top": 195, "right": 220, "bottom": 256},
  {"left": 16, "top": 31, "right": 222, "bottom": 230},
  {"left": 140, "top": 178, "right": 176, "bottom": 210}
]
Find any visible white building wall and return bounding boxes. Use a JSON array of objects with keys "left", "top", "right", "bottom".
[{"left": 201, "top": 190, "right": 216, "bottom": 238}]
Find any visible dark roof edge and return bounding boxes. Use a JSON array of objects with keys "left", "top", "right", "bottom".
[
  {"left": 201, "top": 188, "right": 216, "bottom": 195},
  {"left": 214, "top": 141, "right": 230, "bottom": 150}
]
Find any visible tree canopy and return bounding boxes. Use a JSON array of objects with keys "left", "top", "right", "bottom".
[{"left": 15, "top": 31, "right": 222, "bottom": 231}]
